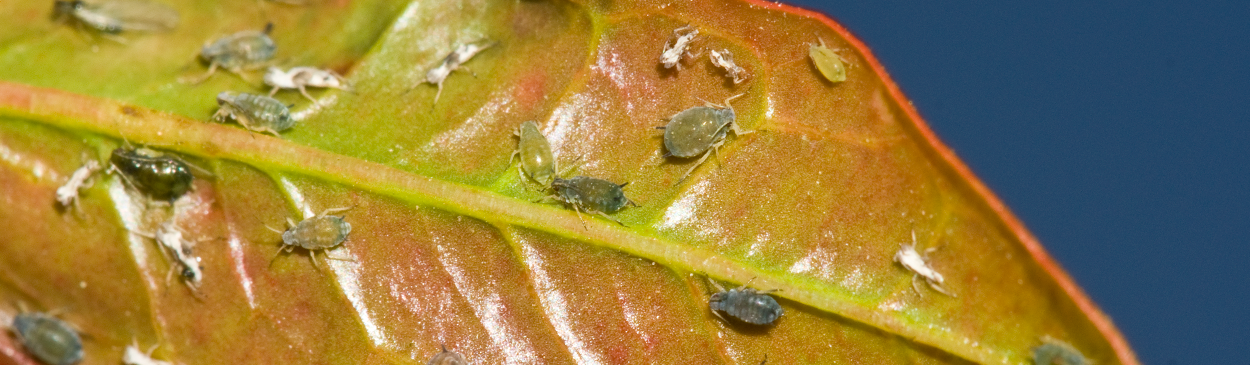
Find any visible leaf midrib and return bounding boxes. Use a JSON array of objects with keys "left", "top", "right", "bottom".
[{"left": 0, "top": 81, "right": 997, "bottom": 364}]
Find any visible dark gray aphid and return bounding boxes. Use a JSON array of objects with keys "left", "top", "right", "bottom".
[
  {"left": 110, "top": 147, "right": 193, "bottom": 202},
  {"left": 213, "top": 91, "right": 295, "bottom": 137},
  {"left": 425, "top": 345, "right": 467, "bottom": 365},
  {"left": 53, "top": 0, "right": 179, "bottom": 36},
  {"left": 190, "top": 23, "right": 276, "bottom": 83},
  {"left": 658, "top": 94, "right": 752, "bottom": 181},
  {"left": 707, "top": 278, "right": 783, "bottom": 325},
  {"left": 11, "top": 312, "right": 84, "bottom": 365},
  {"left": 547, "top": 176, "right": 637, "bottom": 226},
  {"left": 1032, "top": 337, "right": 1090, "bottom": 365},
  {"left": 270, "top": 207, "right": 352, "bottom": 268}
]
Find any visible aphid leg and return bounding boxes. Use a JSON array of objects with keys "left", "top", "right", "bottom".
[
  {"left": 679, "top": 150, "right": 713, "bottom": 182},
  {"left": 706, "top": 277, "right": 727, "bottom": 293},
  {"left": 187, "top": 63, "right": 220, "bottom": 85},
  {"left": 568, "top": 202, "right": 589, "bottom": 230},
  {"left": 320, "top": 206, "right": 354, "bottom": 217},
  {"left": 268, "top": 86, "right": 281, "bottom": 97},
  {"left": 298, "top": 86, "right": 317, "bottom": 104},
  {"left": 928, "top": 280, "right": 953, "bottom": 297},
  {"left": 729, "top": 120, "right": 754, "bottom": 136},
  {"left": 269, "top": 245, "right": 294, "bottom": 266},
  {"left": 592, "top": 210, "right": 625, "bottom": 226},
  {"left": 910, "top": 274, "right": 925, "bottom": 297},
  {"left": 308, "top": 251, "right": 322, "bottom": 269},
  {"left": 433, "top": 82, "right": 444, "bottom": 105}
]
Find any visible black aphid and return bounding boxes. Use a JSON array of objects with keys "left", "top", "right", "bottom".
[
  {"left": 708, "top": 278, "right": 784, "bottom": 325},
  {"left": 110, "top": 147, "right": 193, "bottom": 202}
]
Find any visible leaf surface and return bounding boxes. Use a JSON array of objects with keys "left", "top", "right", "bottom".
[{"left": 0, "top": 0, "right": 1137, "bottom": 364}]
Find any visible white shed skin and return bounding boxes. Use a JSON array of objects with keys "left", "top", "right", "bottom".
[{"left": 894, "top": 231, "right": 953, "bottom": 296}]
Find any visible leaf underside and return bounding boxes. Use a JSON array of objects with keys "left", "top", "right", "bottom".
[{"left": 0, "top": 0, "right": 1136, "bottom": 364}]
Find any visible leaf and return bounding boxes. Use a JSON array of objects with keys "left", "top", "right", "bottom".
[{"left": 0, "top": 0, "right": 1139, "bottom": 364}]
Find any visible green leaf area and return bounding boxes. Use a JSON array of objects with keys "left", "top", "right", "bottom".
[{"left": 0, "top": 0, "right": 1137, "bottom": 364}]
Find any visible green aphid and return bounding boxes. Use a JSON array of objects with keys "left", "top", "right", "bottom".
[
  {"left": 808, "top": 39, "right": 847, "bottom": 83},
  {"left": 511, "top": 121, "right": 556, "bottom": 186}
]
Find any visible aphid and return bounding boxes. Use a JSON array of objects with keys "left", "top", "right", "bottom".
[
  {"left": 510, "top": 121, "right": 556, "bottom": 186},
  {"left": 190, "top": 23, "right": 276, "bottom": 83},
  {"left": 546, "top": 176, "right": 637, "bottom": 226},
  {"left": 709, "top": 49, "right": 747, "bottom": 84},
  {"left": 123, "top": 343, "right": 173, "bottom": 365},
  {"left": 53, "top": 0, "right": 179, "bottom": 37},
  {"left": 269, "top": 207, "right": 352, "bottom": 268},
  {"left": 657, "top": 94, "right": 752, "bottom": 181},
  {"left": 707, "top": 278, "right": 784, "bottom": 325},
  {"left": 110, "top": 147, "right": 194, "bottom": 202},
  {"left": 425, "top": 345, "right": 467, "bottom": 365},
  {"left": 1032, "top": 336, "right": 1090, "bottom": 365},
  {"left": 423, "top": 41, "right": 494, "bottom": 104},
  {"left": 264, "top": 66, "right": 351, "bottom": 103},
  {"left": 56, "top": 159, "right": 101, "bottom": 210},
  {"left": 893, "top": 231, "right": 952, "bottom": 296},
  {"left": 213, "top": 91, "right": 295, "bottom": 137},
  {"left": 660, "top": 25, "right": 699, "bottom": 70},
  {"left": 808, "top": 38, "right": 847, "bottom": 83},
  {"left": 11, "top": 312, "right": 84, "bottom": 365},
  {"left": 134, "top": 221, "right": 203, "bottom": 289}
]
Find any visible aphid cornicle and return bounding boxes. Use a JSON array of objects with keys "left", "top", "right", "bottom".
[
  {"left": 425, "top": 345, "right": 467, "bottom": 365},
  {"left": 213, "top": 91, "right": 295, "bottom": 137},
  {"left": 53, "top": 0, "right": 179, "bottom": 36},
  {"left": 264, "top": 66, "right": 351, "bottom": 103},
  {"left": 707, "top": 278, "right": 784, "bottom": 326},
  {"left": 11, "top": 312, "right": 84, "bottom": 365},
  {"left": 511, "top": 121, "right": 556, "bottom": 186},
  {"left": 110, "top": 147, "right": 194, "bottom": 202},
  {"left": 271, "top": 207, "right": 352, "bottom": 268},
  {"left": 191, "top": 24, "right": 276, "bottom": 83},
  {"left": 1032, "top": 336, "right": 1090, "bottom": 365},
  {"left": 548, "top": 176, "right": 637, "bottom": 226},
  {"left": 808, "top": 38, "right": 847, "bottom": 83},
  {"left": 658, "top": 94, "right": 753, "bottom": 181}
]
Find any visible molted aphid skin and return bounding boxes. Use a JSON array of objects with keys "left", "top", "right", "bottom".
[
  {"left": 659, "top": 94, "right": 753, "bottom": 181},
  {"left": 1032, "top": 337, "right": 1090, "bottom": 365},
  {"left": 123, "top": 344, "right": 173, "bottom": 365},
  {"left": 273, "top": 207, "right": 352, "bottom": 267},
  {"left": 708, "top": 279, "right": 784, "bottom": 325},
  {"left": 511, "top": 121, "right": 555, "bottom": 186},
  {"left": 808, "top": 39, "right": 847, "bottom": 83},
  {"left": 53, "top": 0, "right": 179, "bottom": 35},
  {"left": 264, "top": 67, "right": 351, "bottom": 103},
  {"left": 660, "top": 25, "right": 699, "bottom": 70},
  {"left": 110, "top": 148, "right": 193, "bottom": 202},
  {"left": 213, "top": 92, "right": 295, "bottom": 137},
  {"left": 548, "top": 176, "right": 637, "bottom": 226},
  {"left": 192, "top": 24, "right": 276, "bottom": 83},
  {"left": 893, "top": 231, "right": 952, "bottom": 296},
  {"left": 425, "top": 345, "right": 467, "bottom": 365},
  {"left": 56, "top": 159, "right": 101, "bottom": 209},
  {"left": 424, "top": 41, "right": 494, "bottom": 104},
  {"left": 709, "top": 49, "right": 747, "bottom": 84},
  {"left": 135, "top": 221, "right": 203, "bottom": 289},
  {"left": 11, "top": 312, "right": 84, "bottom": 365}
]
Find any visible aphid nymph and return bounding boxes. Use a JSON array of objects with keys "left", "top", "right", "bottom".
[
  {"left": 545, "top": 176, "right": 637, "bottom": 227},
  {"left": 269, "top": 207, "right": 353, "bottom": 268},
  {"left": 658, "top": 93, "right": 753, "bottom": 181},
  {"left": 893, "top": 231, "right": 952, "bottom": 296},
  {"left": 109, "top": 147, "right": 194, "bottom": 203},
  {"left": 707, "top": 278, "right": 784, "bottom": 326},
  {"left": 808, "top": 38, "right": 847, "bottom": 83},
  {"left": 510, "top": 121, "right": 556, "bottom": 186},
  {"left": 264, "top": 66, "right": 351, "bottom": 103},
  {"left": 1032, "top": 336, "right": 1090, "bottom": 365},
  {"left": 56, "top": 159, "right": 101, "bottom": 210},
  {"left": 709, "top": 49, "right": 747, "bottom": 84},
  {"left": 10, "top": 311, "right": 84, "bottom": 365},
  {"left": 660, "top": 25, "right": 699, "bottom": 70},
  {"left": 53, "top": 0, "right": 179, "bottom": 39},
  {"left": 425, "top": 345, "right": 468, "bottom": 365},
  {"left": 423, "top": 41, "right": 494, "bottom": 104},
  {"left": 123, "top": 342, "right": 173, "bottom": 365},
  {"left": 213, "top": 91, "right": 295, "bottom": 137},
  {"left": 190, "top": 23, "right": 276, "bottom": 83}
]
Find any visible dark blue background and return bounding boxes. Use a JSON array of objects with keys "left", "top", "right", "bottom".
[{"left": 778, "top": 1, "right": 1249, "bottom": 364}]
